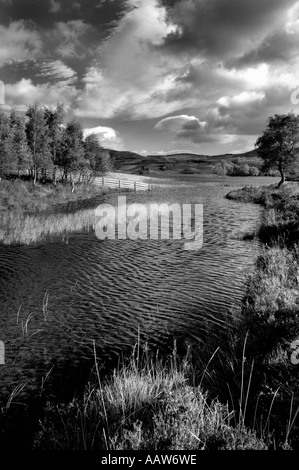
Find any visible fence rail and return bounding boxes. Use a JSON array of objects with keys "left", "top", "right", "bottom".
[
  {"left": 93, "top": 176, "right": 154, "bottom": 192},
  {"left": 5, "top": 170, "right": 154, "bottom": 192}
]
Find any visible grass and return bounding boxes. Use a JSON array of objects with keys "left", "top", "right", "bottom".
[
  {"left": 220, "top": 181, "right": 299, "bottom": 448},
  {"left": 0, "top": 179, "right": 107, "bottom": 215},
  {"left": 33, "top": 344, "right": 267, "bottom": 450},
  {"left": 227, "top": 182, "right": 299, "bottom": 246},
  {"left": 0, "top": 178, "right": 133, "bottom": 245},
  {"left": 0, "top": 208, "right": 96, "bottom": 245}
]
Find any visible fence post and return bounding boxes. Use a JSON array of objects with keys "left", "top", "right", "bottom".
[
  {"left": 102, "top": 177, "right": 104, "bottom": 188},
  {"left": 119, "top": 180, "right": 121, "bottom": 192},
  {"left": 134, "top": 181, "right": 136, "bottom": 193},
  {"left": 0, "top": 341, "right": 4, "bottom": 365}
]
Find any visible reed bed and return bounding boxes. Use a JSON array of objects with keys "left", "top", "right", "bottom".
[{"left": 0, "top": 209, "right": 96, "bottom": 245}]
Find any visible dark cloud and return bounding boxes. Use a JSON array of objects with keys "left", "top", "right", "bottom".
[
  {"left": 228, "top": 29, "right": 299, "bottom": 68},
  {"left": 162, "top": 0, "right": 297, "bottom": 60},
  {"left": 0, "top": 0, "right": 128, "bottom": 28},
  {"left": 181, "top": 119, "right": 201, "bottom": 131}
]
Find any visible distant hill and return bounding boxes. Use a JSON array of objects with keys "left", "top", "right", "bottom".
[{"left": 107, "top": 148, "right": 260, "bottom": 176}]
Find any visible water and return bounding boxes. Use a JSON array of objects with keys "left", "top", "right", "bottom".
[{"left": 0, "top": 176, "right": 266, "bottom": 406}]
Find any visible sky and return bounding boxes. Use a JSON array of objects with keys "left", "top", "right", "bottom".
[{"left": 0, "top": 0, "right": 299, "bottom": 156}]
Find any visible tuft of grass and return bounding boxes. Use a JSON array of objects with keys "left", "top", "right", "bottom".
[{"left": 33, "top": 345, "right": 267, "bottom": 451}]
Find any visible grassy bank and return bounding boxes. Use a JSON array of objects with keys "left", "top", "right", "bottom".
[
  {"left": 227, "top": 182, "right": 299, "bottom": 246},
  {"left": 0, "top": 179, "right": 130, "bottom": 245},
  {"left": 220, "top": 182, "right": 299, "bottom": 447},
  {"left": 0, "top": 179, "right": 109, "bottom": 214}
]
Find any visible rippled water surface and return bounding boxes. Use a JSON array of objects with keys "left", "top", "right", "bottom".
[{"left": 0, "top": 176, "right": 266, "bottom": 401}]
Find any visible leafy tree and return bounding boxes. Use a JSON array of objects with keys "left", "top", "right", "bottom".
[
  {"left": 255, "top": 113, "right": 299, "bottom": 186},
  {"left": 10, "top": 110, "right": 32, "bottom": 177},
  {"left": 57, "top": 120, "right": 86, "bottom": 188},
  {"left": 249, "top": 166, "right": 259, "bottom": 176},
  {"left": 44, "top": 103, "right": 65, "bottom": 184},
  {"left": 84, "top": 133, "right": 103, "bottom": 174},
  {"left": 26, "top": 104, "right": 52, "bottom": 183},
  {"left": 0, "top": 112, "right": 15, "bottom": 176}
]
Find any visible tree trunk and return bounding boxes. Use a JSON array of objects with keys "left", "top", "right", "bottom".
[
  {"left": 71, "top": 174, "right": 75, "bottom": 193},
  {"left": 53, "top": 166, "right": 57, "bottom": 186},
  {"left": 278, "top": 161, "right": 285, "bottom": 187}
]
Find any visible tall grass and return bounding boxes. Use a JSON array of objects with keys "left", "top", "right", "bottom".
[
  {"left": 0, "top": 178, "right": 131, "bottom": 244},
  {"left": 0, "top": 208, "right": 96, "bottom": 245},
  {"left": 223, "top": 181, "right": 299, "bottom": 448},
  {"left": 33, "top": 344, "right": 267, "bottom": 450}
]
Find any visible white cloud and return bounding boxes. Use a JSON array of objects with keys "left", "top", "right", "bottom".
[
  {"left": 83, "top": 125, "right": 125, "bottom": 150},
  {"left": 286, "top": 2, "right": 299, "bottom": 33},
  {"left": 75, "top": 0, "right": 185, "bottom": 119},
  {"left": 217, "top": 91, "right": 265, "bottom": 108},
  {"left": 5, "top": 78, "right": 77, "bottom": 110},
  {"left": 38, "top": 60, "right": 77, "bottom": 84},
  {"left": 0, "top": 21, "right": 42, "bottom": 66},
  {"left": 155, "top": 115, "right": 206, "bottom": 132}
]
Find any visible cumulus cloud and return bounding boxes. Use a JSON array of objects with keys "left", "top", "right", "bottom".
[
  {"left": 2, "top": 0, "right": 299, "bottom": 154},
  {"left": 5, "top": 78, "right": 77, "bottom": 110},
  {"left": 75, "top": 0, "right": 186, "bottom": 119},
  {"left": 0, "top": 20, "right": 42, "bottom": 66},
  {"left": 83, "top": 125, "right": 125, "bottom": 150},
  {"left": 154, "top": 114, "right": 228, "bottom": 144}
]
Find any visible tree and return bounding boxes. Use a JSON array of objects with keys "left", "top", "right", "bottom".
[
  {"left": 255, "top": 113, "right": 299, "bottom": 187},
  {"left": 10, "top": 110, "right": 32, "bottom": 177},
  {"left": 26, "top": 104, "right": 52, "bottom": 183},
  {"left": 0, "top": 112, "right": 15, "bottom": 176},
  {"left": 84, "top": 133, "right": 103, "bottom": 174},
  {"left": 44, "top": 103, "right": 65, "bottom": 184},
  {"left": 57, "top": 120, "right": 86, "bottom": 189}
]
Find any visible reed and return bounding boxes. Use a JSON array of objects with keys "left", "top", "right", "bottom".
[
  {"left": 0, "top": 208, "right": 96, "bottom": 245},
  {"left": 33, "top": 343, "right": 267, "bottom": 450}
]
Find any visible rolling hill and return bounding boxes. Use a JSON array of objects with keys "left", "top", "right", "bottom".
[{"left": 107, "top": 148, "right": 260, "bottom": 175}]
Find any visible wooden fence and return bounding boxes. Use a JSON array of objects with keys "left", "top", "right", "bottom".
[
  {"left": 6, "top": 170, "right": 154, "bottom": 192},
  {"left": 93, "top": 176, "right": 154, "bottom": 192}
]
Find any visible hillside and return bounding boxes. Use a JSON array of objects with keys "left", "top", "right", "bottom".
[{"left": 107, "top": 148, "right": 259, "bottom": 176}]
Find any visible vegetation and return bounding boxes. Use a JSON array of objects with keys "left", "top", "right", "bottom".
[
  {"left": 4, "top": 112, "right": 299, "bottom": 449},
  {"left": 0, "top": 178, "right": 114, "bottom": 244},
  {"left": 0, "top": 105, "right": 112, "bottom": 185},
  {"left": 216, "top": 157, "right": 262, "bottom": 176},
  {"left": 255, "top": 113, "right": 299, "bottom": 187},
  {"left": 33, "top": 346, "right": 267, "bottom": 450},
  {"left": 222, "top": 181, "right": 299, "bottom": 448}
]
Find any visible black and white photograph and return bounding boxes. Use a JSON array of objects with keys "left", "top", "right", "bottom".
[{"left": 1, "top": 0, "right": 299, "bottom": 456}]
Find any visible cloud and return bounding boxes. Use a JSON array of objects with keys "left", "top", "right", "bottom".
[
  {"left": 0, "top": 20, "right": 42, "bottom": 66},
  {"left": 49, "top": 0, "right": 61, "bottom": 13},
  {"left": 51, "top": 20, "right": 92, "bottom": 59},
  {"left": 38, "top": 60, "right": 77, "bottom": 84},
  {"left": 163, "top": 0, "right": 297, "bottom": 60},
  {"left": 75, "top": 0, "right": 186, "bottom": 119},
  {"left": 83, "top": 125, "right": 125, "bottom": 150},
  {"left": 5, "top": 78, "right": 77, "bottom": 110},
  {"left": 155, "top": 115, "right": 205, "bottom": 132},
  {"left": 154, "top": 114, "right": 227, "bottom": 144}
]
